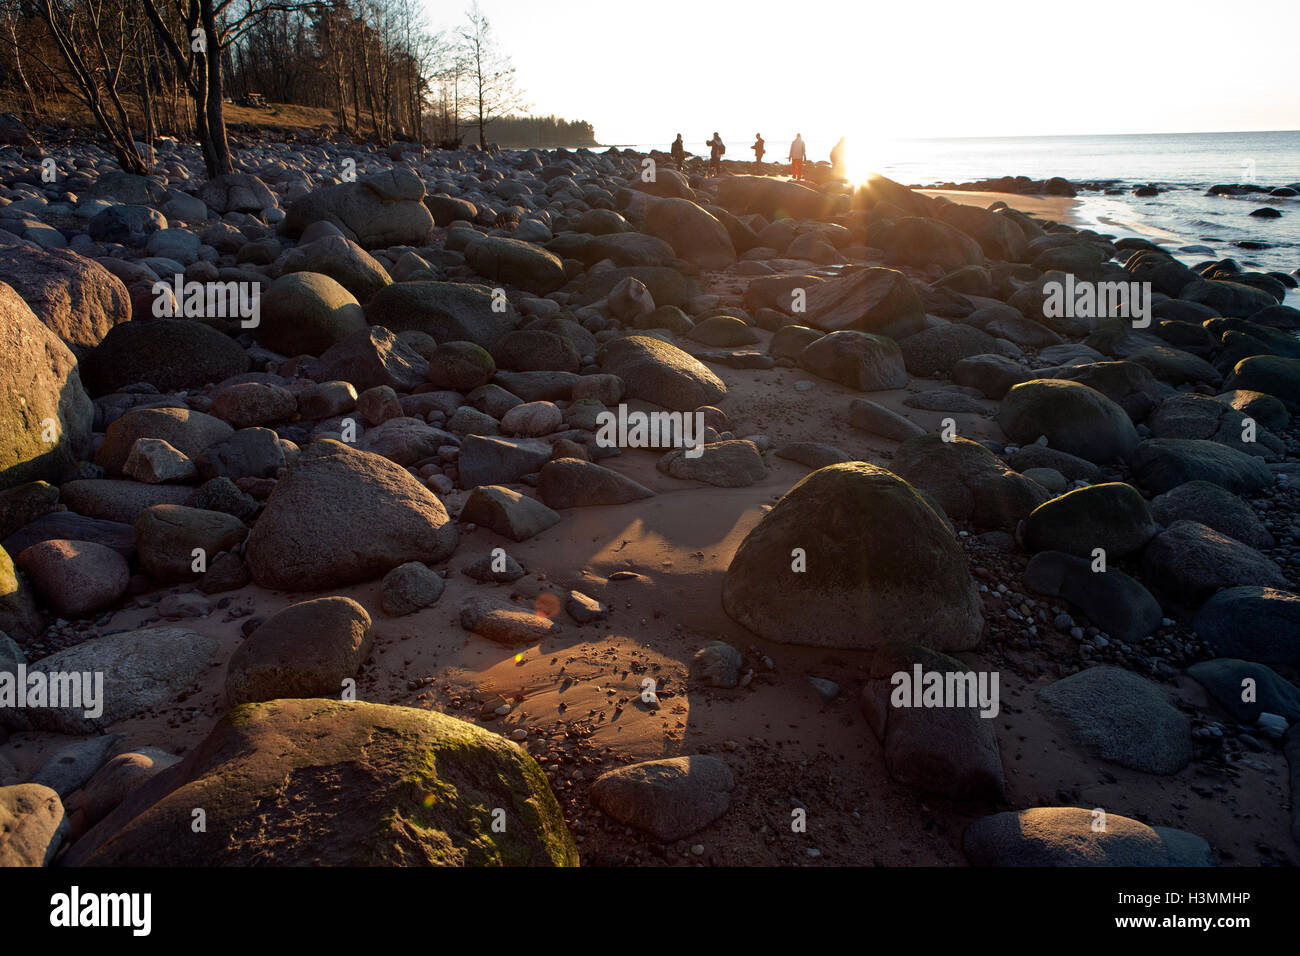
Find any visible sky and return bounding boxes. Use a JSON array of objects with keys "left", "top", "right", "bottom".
[{"left": 422, "top": 0, "right": 1300, "bottom": 147}]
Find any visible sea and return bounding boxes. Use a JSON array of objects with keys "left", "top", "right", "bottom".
[{"left": 619, "top": 130, "right": 1300, "bottom": 306}]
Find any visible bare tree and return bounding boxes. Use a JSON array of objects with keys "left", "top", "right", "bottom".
[
  {"left": 457, "top": 2, "right": 524, "bottom": 149},
  {"left": 17, "top": 0, "right": 147, "bottom": 172},
  {"left": 140, "top": 0, "right": 319, "bottom": 177}
]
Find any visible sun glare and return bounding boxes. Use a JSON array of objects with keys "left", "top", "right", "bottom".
[{"left": 840, "top": 132, "right": 879, "bottom": 185}]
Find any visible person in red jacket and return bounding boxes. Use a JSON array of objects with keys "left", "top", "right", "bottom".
[{"left": 789, "top": 133, "right": 807, "bottom": 181}]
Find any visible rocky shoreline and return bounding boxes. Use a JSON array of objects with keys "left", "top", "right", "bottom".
[{"left": 1, "top": 133, "right": 1299, "bottom": 867}]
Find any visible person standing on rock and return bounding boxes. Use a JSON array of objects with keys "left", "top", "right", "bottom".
[
  {"left": 789, "top": 133, "right": 807, "bottom": 181},
  {"left": 707, "top": 132, "right": 725, "bottom": 176},
  {"left": 752, "top": 133, "right": 765, "bottom": 165},
  {"left": 670, "top": 134, "right": 686, "bottom": 169}
]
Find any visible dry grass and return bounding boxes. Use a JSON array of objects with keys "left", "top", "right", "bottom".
[{"left": 1, "top": 92, "right": 351, "bottom": 136}]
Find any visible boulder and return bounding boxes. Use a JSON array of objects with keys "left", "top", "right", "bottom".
[
  {"left": 1186, "top": 659, "right": 1300, "bottom": 724},
  {"left": 1025, "top": 551, "right": 1162, "bottom": 643},
  {"left": 846, "top": 398, "right": 925, "bottom": 441},
  {"left": 0, "top": 784, "right": 66, "bottom": 866},
  {"left": 79, "top": 319, "right": 250, "bottom": 397},
  {"left": 0, "top": 543, "right": 42, "bottom": 642},
  {"left": 457, "top": 435, "right": 552, "bottom": 488},
  {"left": 283, "top": 169, "right": 434, "bottom": 249},
  {"left": 996, "top": 380, "right": 1138, "bottom": 463},
  {"left": 134, "top": 504, "right": 247, "bottom": 583},
  {"left": 1051, "top": 360, "right": 1163, "bottom": 422},
  {"left": 459, "top": 596, "right": 561, "bottom": 645},
  {"left": 950, "top": 354, "right": 1031, "bottom": 399},
  {"left": 964, "top": 808, "right": 1211, "bottom": 866},
  {"left": 257, "top": 272, "right": 366, "bottom": 356},
  {"left": 464, "top": 236, "right": 565, "bottom": 294},
  {"left": 0, "top": 626, "right": 216, "bottom": 734},
  {"left": 427, "top": 341, "right": 496, "bottom": 391},
  {"left": 801, "top": 267, "right": 926, "bottom": 339},
  {"left": 197, "top": 173, "right": 276, "bottom": 214},
  {"left": 0, "top": 282, "right": 93, "bottom": 490},
  {"left": 1150, "top": 480, "right": 1274, "bottom": 548},
  {"left": 859, "top": 643, "right": 1004, "bottom": 800},
  {"left": 537, "top": 458, "right": 654, "bottom": 509},
  {"left": 892, "top": 435, "right": 1048, "bottom": 529},
  {"left": 1022, "top": 483, "right": 1156, "bottom": 558},
  {"left": 380, "top": 562, "right": 445, "bottom": 616},
  {"left": 365, "top": 281, "right": 518, "bottom": 349},
  {"left": 883, "top": 217, "right": 985, "bottom": 272},
  {"left": 1038, "top": 666, "right": 1192, "bottom": 774},
  {"left": 225, "top": 596, "right": 373, "bottom": 706},
  {"left": 799, "top": 331, "right": 907, "bottom": 391},
  {"left": 65, "top": 698, "right": 576, "bottom": 866},
  {"left": 597, "top": 336, "right": 726, "bottom": 411},
  {"left": 15, "top": 539, "right": 129, "bottom": 618},
  {"left": 95, "top": 407, "right": 234, "bottom": 475},
  {"left": 278, "top": 235, "right": 392, "bottom": 302},
  {"left": 590, "top": 756, "right": 733, "bottom": 840},
  {"left": 1128, "top": 438, "right": 1272, "bottom": 494},
  {"left": 1225, "top": 355, "right": 1300, "bottom": 410},
  {"left": 899, "top": 324, "right": 998, "bottom": 376},
  {"left": 245, "top": 441, "right": 457, "bottom": 590},
  {"left": 642, "top": 197, "right": 735, "bottom": 269},
  {"left": 1193, "top": 587, "right": 1300, "bottom": 666},
  {"left": 0, "top": 246, "right": 130, "bottom": 353},
  {"left": 308, "top": 326, "right": 429, "bottom": 392},
  {"left": 657, "top": 440, "right": 766, "bottom": 487},
  {"left": 722, "top": 463, "right": 982, "bottom": 650},
  {"left": 1141, "top": 520, "right": 1287, "bottom": 606}
]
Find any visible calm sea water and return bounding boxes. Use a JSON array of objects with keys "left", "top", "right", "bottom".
[{"left": 623, "top": 130, "right": 1300, "bottom": 302}]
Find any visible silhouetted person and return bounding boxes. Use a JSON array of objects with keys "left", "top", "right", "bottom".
[
  {"left": 830, "top": 136, "right": 847, "bottom": 180},
  {"left": 789, "top": 133, "right": 806, "bottom": 181},
  {"left": 670, "top": 134, "right": 685, "bottom": 169},
  {"left": 707, "top": 132, "right": 725, "bottom": 175},
  {"left": 752, "top": 133, "right": 765, "bottom": 164}
]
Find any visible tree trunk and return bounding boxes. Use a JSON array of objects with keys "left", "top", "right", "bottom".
[{"left": 200, "top": 1, "right": 232, "bottom": 174}]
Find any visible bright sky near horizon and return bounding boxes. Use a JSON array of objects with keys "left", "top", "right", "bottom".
[{"left": 423, "top": 0, "right": 1299, "bottom": 147}]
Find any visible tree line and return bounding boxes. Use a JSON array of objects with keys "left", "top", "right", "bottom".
[{"left": 0, "top": 0, "right": 598, "bottom": 177}]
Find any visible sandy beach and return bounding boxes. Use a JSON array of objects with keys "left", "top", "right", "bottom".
[{"left": 919, "top": 189, "right": 1082, "bottom": 226}]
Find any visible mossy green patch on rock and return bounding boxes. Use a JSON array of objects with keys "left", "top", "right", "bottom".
[
  {"left": 0, "top": 282, "right": 93, "bottom": 491},
  {"left": 68, "top": 698, "right": 577, "bottom": 867}
]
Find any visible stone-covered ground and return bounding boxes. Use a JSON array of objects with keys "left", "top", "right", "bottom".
[{"left": 0, "top": 133, "right": 1298, "bottom": 867}]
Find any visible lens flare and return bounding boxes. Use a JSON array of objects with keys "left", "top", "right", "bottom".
[{"left": 534, "top": 592, "right": 562, "bottom": 619}]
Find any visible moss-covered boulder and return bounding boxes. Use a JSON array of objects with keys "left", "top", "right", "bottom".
[
  {"left": 0, "top": 544, "right": 42, "bottom": 643},
  {"left": 1023, "top": 482, "right": 1157, "bottom": 558},
  {"left": 257, "top": 271, "right": 366, "bottom": 356},
  {"left": 427, "top": 340, "right": 496, "bottom": 391},
  {"left": 0, "top": 282, "right": 93, "bottom": 490},
  {"left": 892, "top": 434, "right": 1049, "bottom": 530},
  {"left": 997, "top": 379, "right": 1138, "bottom": 463},
  {"left": 1225, "top": 354, "right": 1300, "bottom": 410},
  {"left": 722, "top": 462, "right": 982, "bottom": 650},
  {"left": 465, "top": 235, "right": 566, "bottom": 295},
  {"left": 66, "top": 698, "right": 578, "bottom": 866}
]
